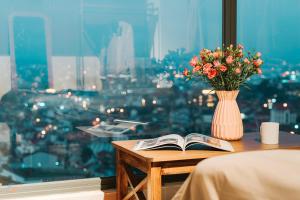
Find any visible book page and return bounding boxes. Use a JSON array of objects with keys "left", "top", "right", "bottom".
[
  {"left": 184, "top": 133, "right": 234, "bottom": 152},
  {"left": 134, "top": 134, "right": 185, "bottom": 151}
]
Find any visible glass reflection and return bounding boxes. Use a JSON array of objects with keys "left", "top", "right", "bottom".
[{"left": 0, "top": 0, "right": 221, "bottom": 184}]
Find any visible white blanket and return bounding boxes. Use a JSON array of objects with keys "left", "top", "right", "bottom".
[{"left": 173, "top": 150, "right": 300, "bottom": 200}]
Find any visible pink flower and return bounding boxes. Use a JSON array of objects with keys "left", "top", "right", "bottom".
[
  {"left": 256, "top": 52, "right": 262, "bottom": 57},
  {"left": 253, "top": 58, "right": 263, "bottom": 67},
  {"left": 203, "top": 63, "right": 212, "bottom": 74},
  {"left": 192, "top": 65, "right": 201, "bottom": 73},
  {"left": 213, "top": 60, "right": 221, "bottom": 67},
  {"left": 183, "top": 68, "right": 189, "bottom": 76},
  {"left": 226, "top": 56, "right": 234, "bottom": 64},
  {"left": 207, "top": 69, "right": 217, "bottom": 79},
  {"left": 219, "top": 65, "right": 227, "bottom": 72},
  {"left": 243, "top": 58, "right": 250, "bottom": 64},
  {"left": 189, "top": 56, "right": 198, "bottom": 67},
  {"left": 257, "top": 68, "right": 262, "bottom": 74},
  {"left": 238, "top": 44, "right": 244, "bottom": 49},
  {"left": 235, "top": 68, "right": 241, "bottom": 74}
]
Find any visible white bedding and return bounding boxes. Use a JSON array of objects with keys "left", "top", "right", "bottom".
[{"left": 173, "top": 150, "right": 300, "bottom": 200}]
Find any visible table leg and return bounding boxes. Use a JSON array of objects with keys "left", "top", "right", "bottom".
[
  {"left": 116, "top": 150, "right": 128, "bottom": 200},
  {"left": 147, "top": 167, "right": 162, "bottom": 200}
]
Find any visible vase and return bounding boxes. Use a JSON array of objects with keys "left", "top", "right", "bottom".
[{"left": 211, "top": 90, "right": 243, "bottom": 140}]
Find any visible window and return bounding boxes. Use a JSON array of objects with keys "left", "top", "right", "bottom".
[
  {"left": 0, "top": 0, "right": 221, "bottom": 185},
  {"left": 237, "top": 0, "right": 300, "bottom": 133}
]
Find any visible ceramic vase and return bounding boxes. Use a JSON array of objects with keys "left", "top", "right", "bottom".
[{"left": 211, "top": 90, "right": 243, "bottom": 140}]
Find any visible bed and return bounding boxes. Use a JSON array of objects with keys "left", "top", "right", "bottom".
[{"left": 173, "top": 150, "right": 300, "bottom": 200}]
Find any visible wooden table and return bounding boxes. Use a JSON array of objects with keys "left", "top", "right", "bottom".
[{"left": 112, "top": 132, "right": 300, "bottom": 200}]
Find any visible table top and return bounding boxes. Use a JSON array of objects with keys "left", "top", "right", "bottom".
[{"left": 112, "top": 132, "right": 300, "bottom": 163}]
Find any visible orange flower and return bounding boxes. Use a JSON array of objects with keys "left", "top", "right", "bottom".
[
  {"left": 200, "top": 49, "right": 211, "bottom": 57},
  {"left": 213, "top": 52, "right": 219, "bottom": 59},
  {"left": 189, "top": 56, "right": 198, "bottom": 67},
  {"left": 183, "top": 68, "right": 189, "bottom": 76},
  {"left": 203, "top": 63, "right": 212, "bottom": 74},
  {"left": 207, "top": 69, "right": 217, "bottom": 79},
  {"left": 253, "top": 59, "right": 263, "bottom": 67},
  {"left": 193, "top": 65, "right": 201, "bottom": 73},
  {"left": 219, "top": 65, "right": 227, "bottom": 72}
]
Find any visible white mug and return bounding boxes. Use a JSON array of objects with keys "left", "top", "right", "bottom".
[{"left": 260, "top": 122, "right": 280, "bottom": 144}]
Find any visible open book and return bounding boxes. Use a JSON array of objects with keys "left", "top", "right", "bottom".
[{"left": 134, "top": 133, "right": 234, "bottom": 152}]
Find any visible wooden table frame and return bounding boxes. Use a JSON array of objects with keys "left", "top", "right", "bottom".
[
  {"left": 116, "top": 149, "right": 202, "bottom": 200},
  {"left": 113, "top": 132, "right": 300, "bottom": 200}
]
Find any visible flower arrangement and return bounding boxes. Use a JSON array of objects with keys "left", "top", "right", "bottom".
[{"left": 183, "top": 44, "right": 263, "bottom": 91}]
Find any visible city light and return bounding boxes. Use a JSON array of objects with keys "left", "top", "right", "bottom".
[
  {"left": 263, "top": 103, "right": 268, "bottom": 108},
  {"left": 95, "top": 117, "right": 100, "bottom": 122},
  {"left": 82, "top": 100, "right": 88, "bottom": 109},
  {"left": 152, "top": 100, "right": 157, "bottom": 105},
  {"left": 38, "top": 102, "right": 46, "bottom": 107},
  {"left": 290, "top": 131, "right": 295, "bottom": 134},
  {"left": 241, "top": 113, "right": 246, "bottom": 119},
  {"left": 283, "top": 103, "right": 288, "bottom": 108},
  {"left": 120, "top": 108, "right": 124, "bottom": 113},
  {"left": 46, "top": 88, "right": 56, "bottom": 93},
  {"left": 295, "top": 124, "right": 299, "bottom": 129},
  {"left": 32, "top": 105, "right": 38, "bottom": 111},
  {"left": 174, "top": 73, "right": 183, "bottom": 78},
  {"left": 207, "top": 102, "right": 214, "bottom": 107},
  {"left": 36, "top": 118, "right": 41, "bottom": 123},
  {"left": 141, "top": 98, "right": 146, "bottom": 106},
  {"left": 198, "top": 95, "right": 203, "bottom": 106}
]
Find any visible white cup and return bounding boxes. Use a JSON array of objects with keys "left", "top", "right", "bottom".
[{"left": 260, "top": 122, "right": 280, "bottom": 144}]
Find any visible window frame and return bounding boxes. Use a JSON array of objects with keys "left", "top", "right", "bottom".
[{"left": 222, "top": 0, "right": 237, "bottom": 46}]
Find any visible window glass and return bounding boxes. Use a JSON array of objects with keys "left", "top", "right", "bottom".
[
  {"left": 237, "top": 0, "right": 300, "bottom": 133},
  {"left": 0, "top": 0, "right": 221, "bottom": 184}
]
